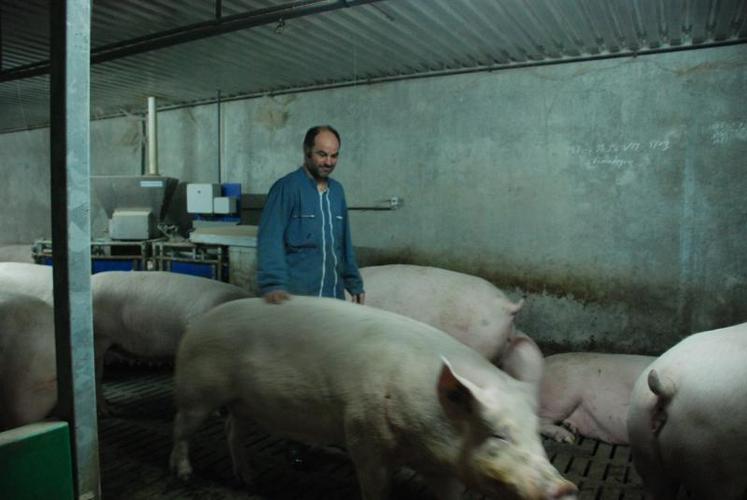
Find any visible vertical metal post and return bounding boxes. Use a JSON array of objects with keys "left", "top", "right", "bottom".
[
  {"left": 49, "top": 1, "right": 101, "bottom": 499},
  {"left": 217, "top": 89, "right": 222, "bottom": 183},
  {"left": 0, "top": 6, "right": 4, "bottom": 71}
]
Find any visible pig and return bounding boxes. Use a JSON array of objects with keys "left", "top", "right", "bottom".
[
  {"left": 538, "top": 353, "right": 655, "bottom": 444},
  {"left": 354, "top": 264, "right": 544, "bottom": 392},
  {"left": 91, "top": 271, "right": 250, "bottom": 413},
  {"left": 627, "top": 322, "right": 747, "bottom": 500},
  {"left": 357, "top": 265, "right": 524, "bottom": 361},
  {"left": 0, "top": 243, "right": 35, "bottom": 263},
  {"left": 169, "top": 296, "right": 577, "bottom": 500},
  {"left": 0, "top": 262, "right": 54, "bottom": 305},
  {"left": 0, "top": 291, "right": 57, "bottom": 431},
  {"left": 497, "top": 330, "right": 545, "bottom": 401}
]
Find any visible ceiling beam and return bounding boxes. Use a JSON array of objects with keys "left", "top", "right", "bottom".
[{"left": 0, "top": 0, "right": 385, "bottom": 83}]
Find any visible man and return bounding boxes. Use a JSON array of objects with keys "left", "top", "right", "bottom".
[{"left": 257, "top": 125, "right": 365, "bottom": 304}]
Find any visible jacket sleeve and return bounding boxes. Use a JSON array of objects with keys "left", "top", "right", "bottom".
[
  {"left": 257, "top": 179, "right": 291, "bottom": 295},
  {"left": 340, "top": 190, "right": 365, "bottom": 295}
]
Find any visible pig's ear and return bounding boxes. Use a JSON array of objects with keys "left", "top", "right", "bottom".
[
  {"left": 507, "top": 298, "right": 524, "bottom": 316},
  {"left": 437, "top": 357, "right": 481, "bottom": 419}
]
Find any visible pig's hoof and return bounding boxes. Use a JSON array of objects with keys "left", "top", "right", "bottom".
[
  {"left": 169, "top": 453, "right": 192, "bottom": 481},
  {"left": 541, "top": 424, "right": 576, "bottom": 444},
  {"left": 97, "top": 403, "right": 113, "bottom": 417},
  {"left": 175, "top": 464, "right": 192, "bottom": 481},
  {"left": 561, "top": 434, "right": 576, "bottom": 444},
  {"left": 233, "top": 467, "right": 255, "bottom": 486}
]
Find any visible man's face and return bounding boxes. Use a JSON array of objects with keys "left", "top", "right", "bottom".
[{"left": 304, "top": 130, "right": 339, "bottom": 180}]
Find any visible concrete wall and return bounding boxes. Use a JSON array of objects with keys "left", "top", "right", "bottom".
[{"left": 1, "top": 44, "right": 745, "bottom": 353}]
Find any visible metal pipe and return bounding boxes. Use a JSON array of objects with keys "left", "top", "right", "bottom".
[
  {"left": 0, "top": 0, "right": 385, "bottom": 83},
  {"left": 147, "top": 96, "right": 158, "bottom": 176}
]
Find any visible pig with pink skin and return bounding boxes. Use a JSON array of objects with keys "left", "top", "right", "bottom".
[
  {"left": 626, "top": 322, "right": 747, "bottom": 500},
  {"left": 0, "top": 262, "right": 54, "bottom": 305},
  {"left": 0, "top": 292, "right": 57, "bottom": 431},
  {"left": 170, "top": 296, "right": 577, "bottom": 500},
  {"left": 497, "top": 329, "right": 545, "bottom": 392},
  {"left": 91, "top": 271, "right": 250, "bottom": 412},
  {"left": 538, "top": 353, "right": 655, "bottom": 444},
  {"left": 355, "top": 265, "right": 544, "bottom": 391}
]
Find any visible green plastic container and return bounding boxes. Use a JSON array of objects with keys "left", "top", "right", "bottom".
[{"left": 0, "top": 421, "right": 74, "bottom": 500}]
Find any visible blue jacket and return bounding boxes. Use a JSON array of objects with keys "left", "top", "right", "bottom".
[{"left": 257, "top": 167, "right": 364, "bottom": 299}]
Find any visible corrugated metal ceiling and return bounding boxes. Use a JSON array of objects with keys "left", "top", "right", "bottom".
[{"left": 1, "top": 0, "right": 745, "bottom": 134}]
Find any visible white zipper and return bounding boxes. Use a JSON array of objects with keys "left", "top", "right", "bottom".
[
  {"left": 317, "top": 191, "right": 327, "bottom": 297},
  {"left": 325, "top": 193, "right": 338, "bottom": 294}
]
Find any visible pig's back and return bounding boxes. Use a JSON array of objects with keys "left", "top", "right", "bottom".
[
  {"left": 359, "top": 265, "right": 516, "bottom": 357},
  {"left": 0, "top": 262, "right": 53, "bottom": 305},
  {"left": 93, "top": 271, "right": 249, "bottom": 317},
  {"left": 182, "top": 296, "right": 482, "bottom": 373},
  {"left": 92, "top": 271, "right": 250, "bottom": 351}
]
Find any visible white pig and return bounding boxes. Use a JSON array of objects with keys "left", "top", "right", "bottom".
[
  {"left": 627, "top": 322, "right": 747, "bottom": 500},
  {"left": 0, "top": 291, "right": 57, "bottom": 430},
  {"left": 169, "top": 296, "right": 577, "bottom": 500},
  {"left": 539, "top": 353, "right": 655, "bottom": 444},
  {"left": 0, "top": 262, "right": 54, "bottom": 305},
  {"left": 91, "top": 271, "right": 250, "bottom": 412}
]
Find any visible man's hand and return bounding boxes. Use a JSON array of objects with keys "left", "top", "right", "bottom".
[
  {"left": 264, "top": 290, "right": 291, "bottom": 304},
  {"left": 351, "top": 292, "right": 365, "bottom": 305}
]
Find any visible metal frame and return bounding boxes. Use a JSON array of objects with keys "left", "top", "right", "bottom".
[{"left": 152, "top": 240, "right": 229, "bottom": 281}]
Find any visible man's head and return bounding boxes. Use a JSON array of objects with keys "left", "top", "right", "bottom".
[{"left": 303, "top": 125, "right": 341, "bottom": 181}]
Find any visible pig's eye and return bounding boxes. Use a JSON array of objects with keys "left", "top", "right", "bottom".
[{"left": 491, "top": 432, "right": 510, "bottom": 443}]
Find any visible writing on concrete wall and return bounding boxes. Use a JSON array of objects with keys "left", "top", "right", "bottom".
[
  {"left": 710, "top": 121, "right": 747, "bottom": 145},
  {"left": 569, "top": 139, "right": 672, "bottom": 169}
]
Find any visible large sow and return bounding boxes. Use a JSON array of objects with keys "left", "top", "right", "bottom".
[
  {"left": 169, "top": 296, "right": 577, "bottom": 500},
  {"left": 91, "top": 271, "right": 250, "bottom": 411},
  {"left": 627, "top": 322, "right": 747, "bottom": 500},
  {"left": 0, "top": 291, "right": 57, "bottom": 430}
]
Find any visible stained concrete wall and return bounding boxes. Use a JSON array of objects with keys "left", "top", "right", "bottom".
[{"left": 1, "top": 44, "right": 745, "bottom": 353}]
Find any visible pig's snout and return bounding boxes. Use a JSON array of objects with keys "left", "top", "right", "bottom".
[
  {"left": 549, "top": 479, "right": 578, "bottom": 499},
  {"left": 486, "top": 462, "right": 577, "bottom": 500}
]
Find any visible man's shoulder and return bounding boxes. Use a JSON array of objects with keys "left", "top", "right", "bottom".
[{"left": 271, "top": 167, "right": 305, "bottom": 188}]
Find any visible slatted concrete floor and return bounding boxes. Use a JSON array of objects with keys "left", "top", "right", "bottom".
[{"left": 100, "top": 365, "right": 652, "bottom": 500}]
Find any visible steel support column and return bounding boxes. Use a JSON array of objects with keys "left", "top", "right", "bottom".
[{"left": 49, "top": 1, "right": 100, "bottom": 499}]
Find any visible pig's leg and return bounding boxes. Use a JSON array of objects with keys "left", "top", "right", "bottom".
[
  {"left": 628, "top": 390, "right": 678, "bottom": 500},
  {"left": 540, "top": 419, "right": 577, "bottom": 444},
  {"left": 539, "top": 397, "right": 579, "bottom": 444},
  {"left": 348, "top": 448, "right": 392, "bottom": 500},
  {"left": 421, "top": 473, "right": 464, "bottom": 500},
  {"left": 94, "top": 336, "right": 113, "bottom": 416},
  {"left": 225, "top": 413, "right": 255, "bottom": 485},
  {"left": 169, "top": 407, "right": 212, "bottom": 480},
  {"left": 345, "top": 422, "right": 392, "bottom": 500}
]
